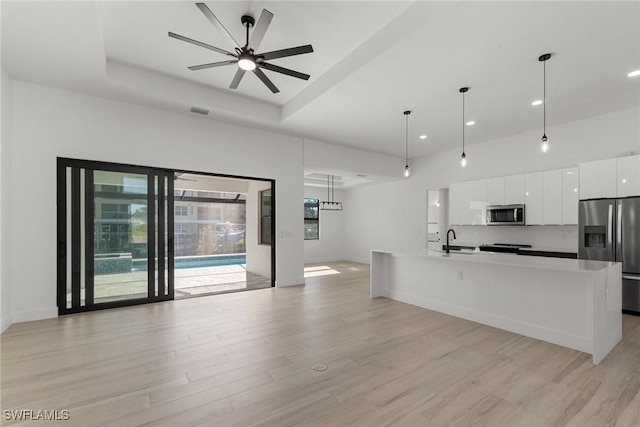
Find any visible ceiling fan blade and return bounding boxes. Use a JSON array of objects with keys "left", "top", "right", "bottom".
[
  {"left": 253, "top": 68, "right": 280, "bottom": 93},
  {"left": 248, "top": 9, "right": 273, "bottom": 51},
  {"left": 230, "top": 68, "right": 246, "bottom": 89},
  {"left": 260, "top": 62, "right": 310, "bottom": 80},
  {"left": 188, "top": 60, "right": 238, "bottom": 71},
  {"left": 196, "top": 2, "right": 241, "bottom": 48},
  {"left": 168, "top": 32, "right": 235, "bottom": 57},
  {"left": 259, "top": 45, "right": 314, "bottom": 61}
]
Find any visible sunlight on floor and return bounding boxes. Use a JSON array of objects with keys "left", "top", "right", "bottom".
[{"left": 304, "top": 265, "right": 341, "bottom": 278}]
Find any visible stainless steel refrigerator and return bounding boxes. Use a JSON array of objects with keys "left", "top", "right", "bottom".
[{"left": 579, "top": 197, "right": 640, "bottom": 313}]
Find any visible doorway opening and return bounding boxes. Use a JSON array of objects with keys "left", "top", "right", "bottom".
[
  {"left": 172, "top": 172, "right": 272, "bottom": 298},
  {"left": 57, "top": 158, "right": 275, "bottom": 315}
]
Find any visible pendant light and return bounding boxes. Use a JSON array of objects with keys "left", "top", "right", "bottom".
[
  {"left": 459, "top": 87, "right": 469, "bottom": 167},
  {"left": 539, "top": 53, "right": 551, "bottom": 153},
  {"left": 320, "top": 174, "right": 343, "bottom": 211},
  {"left": 403, "top": 110, "right": 411, "bottom": 178}
]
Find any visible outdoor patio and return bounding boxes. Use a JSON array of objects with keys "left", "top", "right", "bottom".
[{"left": 66, "top": 263, "right": 271, "bottom": 305}]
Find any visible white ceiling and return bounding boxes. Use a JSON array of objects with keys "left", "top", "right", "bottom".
[{"left": 2, "top": 1, "right": 639, "bottom": 163}]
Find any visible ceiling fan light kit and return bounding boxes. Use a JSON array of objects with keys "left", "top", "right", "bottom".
[{"left": 169, "top": 2, "right": 314, "bottom": 94}]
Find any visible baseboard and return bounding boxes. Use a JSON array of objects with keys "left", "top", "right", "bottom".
[
  {"left": 10, "top": 307, "right": 58, "bottom": 324},
  {"left": 1, "top": 313, "right": 12, "bottom": 334},
  {"left": 303, "top": 257, "right": 345, "bottom": 264},
  {"left": 276, "top": 276, "right": 305, "bottom": 287},
  {"left": 344, "top": 256, "right": 370, "bottom": 265}
]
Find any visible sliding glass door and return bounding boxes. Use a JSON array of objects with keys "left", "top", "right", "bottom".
[{"left": 57, "top": 159, "right": 174, "bottom": 314}]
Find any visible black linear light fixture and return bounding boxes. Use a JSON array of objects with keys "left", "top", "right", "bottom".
[
  {"left": 320, "top": 175, "right": 343, "bottom": 211},
  {"left": 539, "top": 53, "right": 551, "bottom": 153},
  {"left": 403, "top": 110, "right": 411, "bottom": 178},
  {"left": 459, "top": 87, "right": 469, "bottom": 167}
]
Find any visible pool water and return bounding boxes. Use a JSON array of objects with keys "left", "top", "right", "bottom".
[
  {"left": 174, "top": 256, "right": 246, "bottom": 269},
  {"left": 132, "top": 255, "right": 246, "bottom": 271}
]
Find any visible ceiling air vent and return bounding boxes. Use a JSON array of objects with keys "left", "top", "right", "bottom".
[{"left": 190, "top": 107, "right": 210, "bottom": 115}]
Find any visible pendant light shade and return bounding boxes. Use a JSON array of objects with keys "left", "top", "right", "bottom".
[
  {"left": 459, "top": 87, "right": 469, "bottom": 167},
  {"left": 403, "top": 110, "right": 411, "bottom": 178},
  {"left": 539, "top": 53, "right": 551, "bottom": 153}
]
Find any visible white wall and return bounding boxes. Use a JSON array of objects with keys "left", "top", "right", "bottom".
[
  {"left": 344, "top": 106, "right": 640, "bottom": 263},
  {"left": 304, "top": 138, "right": 403, "bottom": 178},
  {"left": 303, "top": 186, "right": 345, "bottom": 263},
  {"left": 246, "top": 180, "right": 272, "bottom": 279},
  {"left": 1, "top": 67, "right": 13, "bottom": 332},
  {"left": 8, "top": 81, "right": 305, "bottom": 325}
]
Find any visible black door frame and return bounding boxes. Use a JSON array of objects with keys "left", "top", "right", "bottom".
[{"left": 57, "top": 157, "right": 276, "bottom": 315}]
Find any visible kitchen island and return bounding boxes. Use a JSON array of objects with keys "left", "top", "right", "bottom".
[{"left": 371, "top": 250, "right": 622, "bottom": 364}]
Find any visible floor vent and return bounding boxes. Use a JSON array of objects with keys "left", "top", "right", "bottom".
[{"left": 190, "top": 107, "right": 210, "bottom": 115}]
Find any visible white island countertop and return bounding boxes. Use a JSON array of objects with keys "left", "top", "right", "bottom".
[
  {"left": 371, "top": 250, "right": 622, "bottom": 364},
  {"left": 420, "top": 249, "right": 615, "bottom": 273}
]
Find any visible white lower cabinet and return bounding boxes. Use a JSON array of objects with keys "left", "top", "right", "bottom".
[{"left": 543, "top": 170, "right": 562, "bottom": 225}]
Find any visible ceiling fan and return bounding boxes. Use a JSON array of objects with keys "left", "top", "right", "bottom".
[{"left": 169, "top": 2, "right": 314, "bottom": 94}]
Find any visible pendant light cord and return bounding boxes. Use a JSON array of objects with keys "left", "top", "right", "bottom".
[
  {"left": 543, "top": 59, "right": 546, "bottom": 134},
  {"left": 462, "top": 91, "right": 465, "bottom": 153},
  {"left": 405, "top": 113, "right": 409, "bottom": 166}
]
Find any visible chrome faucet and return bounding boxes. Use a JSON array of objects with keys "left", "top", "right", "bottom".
[{"left": 446, "top": 229, "right": 457, "bottom": 253}]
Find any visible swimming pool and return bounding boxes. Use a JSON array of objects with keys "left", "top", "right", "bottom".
[{"left": 132, "top": 254, "right": 246, "bottom": 271}]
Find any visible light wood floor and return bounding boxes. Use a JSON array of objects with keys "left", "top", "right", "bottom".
[{"left": 2, "top": 261, "right": 639, "bottom": 426}]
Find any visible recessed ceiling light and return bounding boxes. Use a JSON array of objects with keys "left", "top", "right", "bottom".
[
  {"left": 628, "top": 70, "right": 640, "bottom": 77},
  {"left": 419, "top": 134, "right": 428, "bottom": 140},
  {"left": 466, "top": 121, "right": 475, "bottom": 126},
  {"left": 531, "top": 100, "right": 543, "bottom": 106}
]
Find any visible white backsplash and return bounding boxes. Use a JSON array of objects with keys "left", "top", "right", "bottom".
[{"left": 449, "top": 225, "right": 578, "bottom": 251}]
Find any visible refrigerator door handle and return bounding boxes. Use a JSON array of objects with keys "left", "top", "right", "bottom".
[
  {"left": 607, "top": 204, "right": 613, "bottom": 256},
  {"left": 617, "top": 201, "right": 622, "bottom": 262},
  {"left": 622, "top": 275, "right": 640, "bottom": 281}
]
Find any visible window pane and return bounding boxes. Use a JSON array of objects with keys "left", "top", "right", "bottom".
[
  {"left": 304, "top": 198, "right": 319, "bottom": 219},
  {"left": 260, "top": 190, "right": 272, "bottom": 245},
  {"left": 304, "top": 220, "right": 319, "bottom": 240}
]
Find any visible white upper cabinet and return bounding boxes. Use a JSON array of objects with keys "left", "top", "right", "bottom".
[
  {"left": 505, "top": 175, "right": 525, "bottom": 205},
  {"left": 562, "top": 168, "right": 579, "bottom": 225},
  {"left": 449, "top": 183, "right": 461, "bottom": 226},
  {"left": 579, "top": 158, "right": 617, "bottom": 199},
  {"left": 525, "top": 172, "right": 543, "bottom": 225},
  {"left": 473, "top": 180, "right": 488, "bottom": 225},
  {"left": 617, "top": 155, "right": 640, "bottom": 198},
  {"left": 542, "top": 170, "right": 562, "bottom": 225},
  {"left": 460, "top": 181, "right": 475, "bottom": 225},
  {"left": 487, "top": 177, "right": 505, "bottom": 206}
]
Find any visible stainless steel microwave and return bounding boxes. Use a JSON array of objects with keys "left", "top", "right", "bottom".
[{"left": 486, "top": 204, "right": 525, "bottom": 225}]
